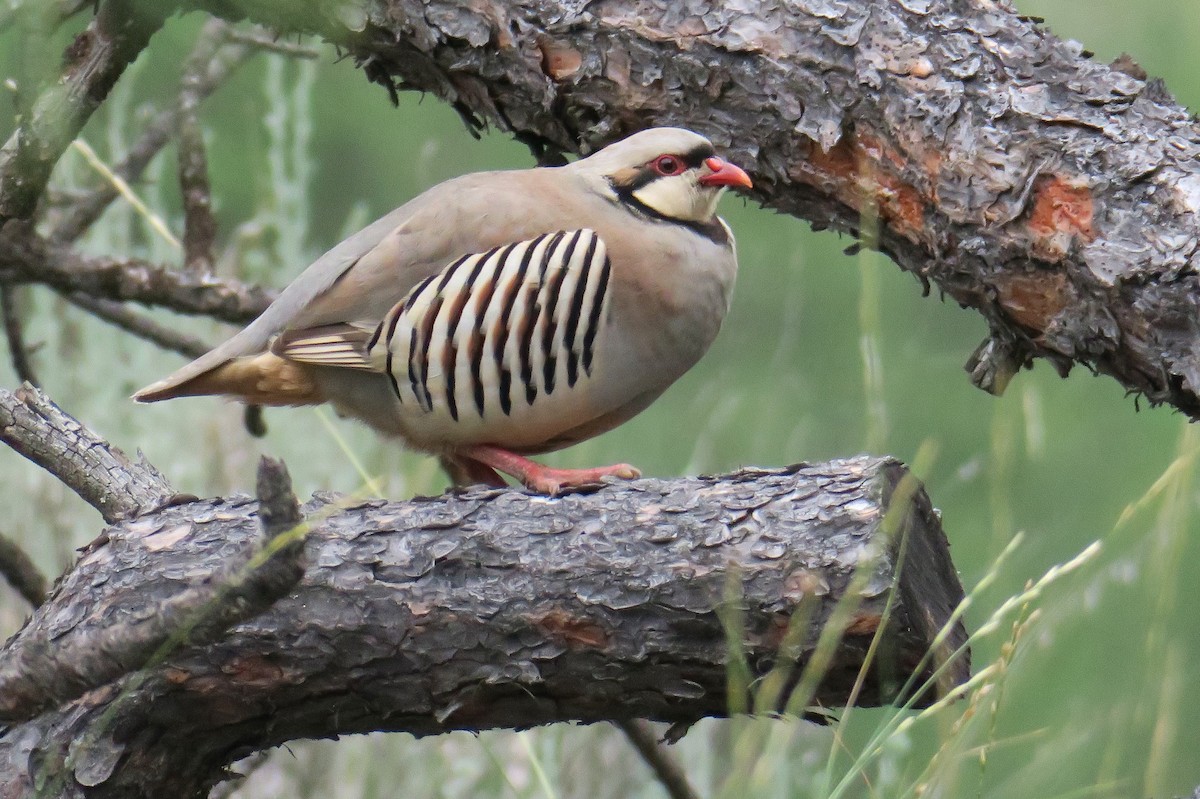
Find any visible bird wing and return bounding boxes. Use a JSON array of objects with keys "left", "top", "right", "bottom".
[
  {"left": 133, "top": 171, "right": 546, "bottom": 402},
  {"left": 276, "top": 229, "right": 612, "bottom": 422},
  {"left": 270, "top": 323, "right": 376, "bottom": 370}
]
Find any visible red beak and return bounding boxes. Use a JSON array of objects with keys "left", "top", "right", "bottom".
[{"left": 699, "top": 156, "right": 753, "bottom": 190}]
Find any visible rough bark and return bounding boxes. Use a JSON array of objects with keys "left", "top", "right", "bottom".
[
  {"left": 171, "top": 0, "right": 1200, "bottom": 418},
  {"left": 0, "top": 457, "right": 967, "bottom": 799},
  {"left": 0, "top": 384, "right": 177, "bottom": 524},
  {"left": 0, "top": 457, "right": 305, "bottom": 727}
]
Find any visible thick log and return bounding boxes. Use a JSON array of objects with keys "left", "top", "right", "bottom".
[
  {"left": 181, "top": 0, "right": 1200, "bottom": 417},
  {"left": 3, "top": 2, "right": 1196, "bottom": 413},
  {"left": 0, "top": 456, "right": 966, "bottom": 799}
]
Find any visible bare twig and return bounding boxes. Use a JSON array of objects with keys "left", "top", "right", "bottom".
[
  {"left": 616, "top": 719, "right": 702, "bottom": 799},
  {"left": 227, "top": 28, "right": 321, "bottom": 58},
  {"left": 0, "top": 531, "right": 48, "bottom": 608},
  {"left": 0, "top": 0, "right": 169, "bottom": 223},
  {"left": 65, "top": 293, "right": 211, "bottom": 359},
  {"left": 0, "top": 383, "right": 177, "bottom": 524},
  {"left": 177, "top": 20, "right": 229, "bottom": 274},
  {"left": 177, "top": 114, "right": 217, "bottom": 274},
  {"left": 47, "top": 105, "right": 175, "bottom": 245},
  {"left": 0, "top": 223, "right": 274, "bottom": 324},
  {"left": 255, "top": 456, "right": 303, "bottom": 542},
  {"left": 0, "top": 286, "right": 39, "bottom": 386},
  {"left": 209, "top": 752, "right": 271, "bottom": 799},
  {"left": 49, "top": 23, "right": 254, "bottom": 245}
]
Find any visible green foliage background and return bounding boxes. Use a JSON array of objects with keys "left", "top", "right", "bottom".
[{"left": 2, "top": 1, "right": 1199, "bottom": 797}]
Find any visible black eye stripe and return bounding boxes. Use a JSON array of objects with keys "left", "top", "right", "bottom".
[
  {"left": 617, "top": 148, "right": 712, "bottom": 192},
  {"left": 652, "top": 146, "right": 714, "bottom": 172},
  {"left": 605, "top": 142, "right": 718, "bottom": 197},
  {"left": 679, "top": 144, "right": 715, "bottom": 168}
]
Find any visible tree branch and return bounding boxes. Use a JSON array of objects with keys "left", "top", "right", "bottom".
[
  {"left": 176, "top": 20, "right": 228, "bottom": 275},
  {"left": 0, "top": 456, "right": 305, "bottom": 726},
  {"left": 0, "top": 285, "right": 39, "bottom": 386},
  {"left": 0, "top": 456, "right": 967, "bottom": 798},
  {"left": 0, "top": 223, "right": 274, "bottom": 323},
  {"left": 66, "top": 293, "right": 211, "bottom": 359},
  {"left": 615, "top": 719, "right": 701, "bottom": 799},
  {"left": 0, "top": 383, "right": 177, "bottom": 523},
  {"left": 0, "top": 0, "right": 170, "bottom": 224},
  {"left": 0, "top": 530, "right": 48, "bottom": 608},
  {"left": 178, "top": 0, "right": 1200, "bottom": 418},
  {"left": 48, "top": 18, "right": 254, "bottom": 245}
]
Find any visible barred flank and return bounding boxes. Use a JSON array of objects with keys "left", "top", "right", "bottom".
[{"left": 368, "top": 229, "right": 611, "bottom": 422}]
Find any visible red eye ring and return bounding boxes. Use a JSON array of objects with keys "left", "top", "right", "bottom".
[{"left": 651, "top": 154, "right": 685, "bottom": 176}]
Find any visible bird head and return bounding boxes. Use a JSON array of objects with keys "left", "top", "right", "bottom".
[{"left": 572, "top": 128, "right": 753, "bottom": 226}]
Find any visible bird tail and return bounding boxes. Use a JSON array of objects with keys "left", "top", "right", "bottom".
[{"left": 133, "top": 352, "right": 324, "bottom": 406}]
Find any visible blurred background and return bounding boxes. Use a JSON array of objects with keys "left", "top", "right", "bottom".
[{"left": 1, "top": 1, "right": 1199, "bottom": 797}]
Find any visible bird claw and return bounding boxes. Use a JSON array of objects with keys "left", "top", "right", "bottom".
[
  {"left": 457, "top": 444, "right": 641, "bottom": 496},
  {"left": 524, "top": 463, "right": 641, "bottom": 496}
]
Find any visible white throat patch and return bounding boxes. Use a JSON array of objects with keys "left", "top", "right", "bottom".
[{"left": 631, "top": 176, "right": 724, "bottom": 224}]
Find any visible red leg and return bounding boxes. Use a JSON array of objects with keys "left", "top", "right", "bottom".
[{"left": 459, "top": 444, "right": 640, "bottom": 495}]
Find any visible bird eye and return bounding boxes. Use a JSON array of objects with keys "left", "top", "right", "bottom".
[{"left": 651, "top": 155, "right": 685, "bottom": 176}]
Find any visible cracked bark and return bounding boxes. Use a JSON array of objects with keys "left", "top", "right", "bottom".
[
  {"left": 0, "top": 384, "right": 177, "bottom": 524},
  {"left": 170, "top": 0, "right": 1200, "bottom": 417},
  {"left": 0, "top": 456, "right": 967, "bottom": 799}
]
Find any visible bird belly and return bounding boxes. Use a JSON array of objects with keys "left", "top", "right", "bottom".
[
  {"left": 375, "top": 302, "right": 711, "bottom": 455},
  {"left": 390, "top": 359, "right": 617, "bottom": 451}
]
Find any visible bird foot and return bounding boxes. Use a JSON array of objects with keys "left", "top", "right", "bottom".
[
  {"left": 518, "top": 462, "right": 642, "bottom": 495},
  {"left": 458, "top": 444, "right": 640, "bottom": 496}
]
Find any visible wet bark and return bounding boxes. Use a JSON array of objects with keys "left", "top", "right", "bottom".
[
  {"left": 0, "top": 456, "right": 967, "bottom": 799},
  {"left": 183, "top": 0, "right": 1200, "bottom": 416}
]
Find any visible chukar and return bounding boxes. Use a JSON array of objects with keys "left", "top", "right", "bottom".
[{"left": 135, "top": 127, "right": 752, "bottom": 494}]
